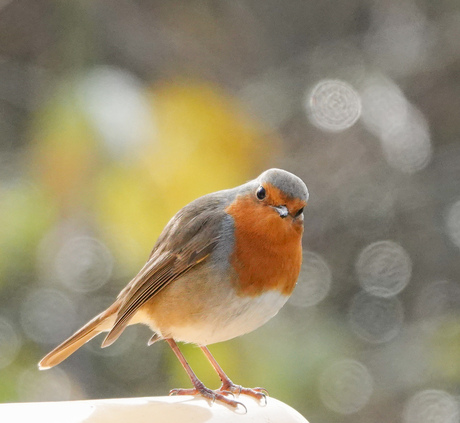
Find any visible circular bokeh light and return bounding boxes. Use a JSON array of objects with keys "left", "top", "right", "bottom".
[{"left": 307, "top": 79, "right": 361, "bottom": 132}]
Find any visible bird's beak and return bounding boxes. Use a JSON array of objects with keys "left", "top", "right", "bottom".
[{"left": 273, "top": 205, "right": 289, "bottom": 218}]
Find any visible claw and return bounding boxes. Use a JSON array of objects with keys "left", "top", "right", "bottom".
[
  {"left": 236, "top": 400, "right": 248, "bottom": 414},
  {"left": 252, "top": 387, "right": 269, "bottom": 405},
  {"left": 258, "top": 391, "right": 268, "bottom": 406}
]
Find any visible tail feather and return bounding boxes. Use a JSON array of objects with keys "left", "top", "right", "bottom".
[
  {"left": 38, "top": 307, "right": 116, "bottom": 370},
  {"left": 101, "top": 317, "right": 129, "bottom": 348}
]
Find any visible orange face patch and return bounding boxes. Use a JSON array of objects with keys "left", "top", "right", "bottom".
[{"left": 225, "top": 184, "right": 305, "bottom": 297}]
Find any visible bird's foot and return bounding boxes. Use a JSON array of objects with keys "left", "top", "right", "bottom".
[
  {"left": 169, "top": 381, "right": 247, "bottom": 411},
  {"left": 218, "top": 380, "right": 268, "bottom": 405}
]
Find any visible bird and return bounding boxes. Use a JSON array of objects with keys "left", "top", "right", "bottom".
[{"left": 39, "top": 168, "right": 309, "bottom": 409}]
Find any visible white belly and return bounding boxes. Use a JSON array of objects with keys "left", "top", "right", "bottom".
[{"left": 166, "top": 290, "right": 289, "bottom": 345}]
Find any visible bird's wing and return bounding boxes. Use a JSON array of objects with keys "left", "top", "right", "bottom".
[{"left": 102, "top": 198, "right": 225, "bottom": 347}]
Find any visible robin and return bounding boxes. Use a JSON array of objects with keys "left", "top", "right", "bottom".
[{"left": 39, "top": 168, "right": 309, "bottom": 409}]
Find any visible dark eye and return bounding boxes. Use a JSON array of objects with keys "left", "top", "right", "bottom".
[
  {"left": 256, "top": 186, "right": 266, "bottom": 200},
  {"left": 294, "top": 207, "right": 304, "bottom": 217}
]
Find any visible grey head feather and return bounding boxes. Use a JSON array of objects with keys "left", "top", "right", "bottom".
[{"left": 257, "top": 168, "right": 309, "bottom": 202}]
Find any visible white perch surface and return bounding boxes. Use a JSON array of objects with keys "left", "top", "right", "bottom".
[{"left": 0, "top": 395, "right": 309, "bottom": 423}]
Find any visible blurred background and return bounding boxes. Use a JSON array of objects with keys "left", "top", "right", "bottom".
[{"left": 1, "top": 1, "right": 460, "bottom": 422}]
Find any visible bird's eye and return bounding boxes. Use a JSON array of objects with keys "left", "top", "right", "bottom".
[
  {"left": 294, "top": 207, "right": 304, "bottom": 217},
  {"left": 256, "top": 186, "right": 266, "bottom": 200}
]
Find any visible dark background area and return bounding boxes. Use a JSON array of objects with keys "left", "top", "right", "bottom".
[{"left": 1, "top": 1, "right": 460, "bottom": 422}]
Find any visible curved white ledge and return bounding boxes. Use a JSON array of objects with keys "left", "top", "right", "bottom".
[{"left": 0, "top": 395, "right": 309, "bottom": 423}]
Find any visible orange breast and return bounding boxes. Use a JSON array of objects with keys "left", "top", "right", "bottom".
[{"left": 226, "top": 195, "right": 303, "bottom": 297}]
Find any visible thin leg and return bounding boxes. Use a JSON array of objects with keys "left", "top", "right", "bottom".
[
  {"left": 200, "top": 346, "right": 268, "bottom": 404},
  {"left": 165, "top": 339, "right": 246, "bottom": 410}
]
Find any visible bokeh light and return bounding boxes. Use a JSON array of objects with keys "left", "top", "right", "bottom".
[
  {"left": 77, "top": 66, "right": 156, "bottom": 159},
  {"left": 289, "top": 251, "right": 332, "bottom": 308},
  {"left": 349, "top": 291, "right": 404, "bottom": 343},
  {"left": 356, "top": 240, "right": 412, "bottom": 298},
  {"left": 380, "top": 105, "right": 432, "bottom": 174},
  {"left": 360, "top": 75, "right": 432, "bottom": 173},
  {"left": 403, "top": 390, "right": 459, "bottom": 423},
  {"left": 54, "top": 236, "right": 113, "bottom": 293},
  {"left": 319, "top": 359, "right": 373, "bottom": 415},
  {"left": 306, "top": 79, "right": 361, "bottom": 132},
  {"left": 360, "top": 75, "right": 408, "bottom": 138}
]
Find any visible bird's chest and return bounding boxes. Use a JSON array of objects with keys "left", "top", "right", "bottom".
[{"left": 228, "top": 213, "right": 303, "bottom": 298}]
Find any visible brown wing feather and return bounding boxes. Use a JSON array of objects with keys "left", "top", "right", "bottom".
[{"left": 101, "top": 197, "right": 226, "bottom": 347}]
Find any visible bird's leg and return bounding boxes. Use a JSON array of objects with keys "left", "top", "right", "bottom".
[
  {"left": 200, "top": 346, "right": 268, "bottom": 404},
  {"left": 166, "top": 339, "right": 246, "bottom": 410}
]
